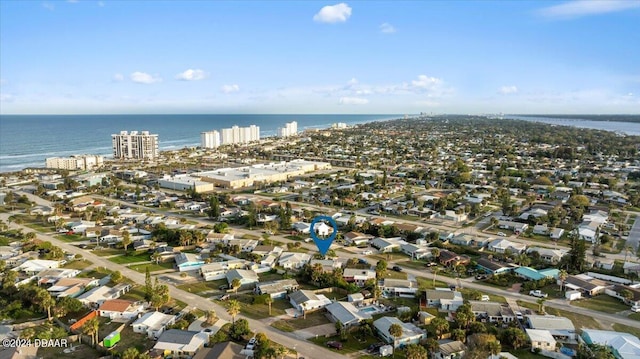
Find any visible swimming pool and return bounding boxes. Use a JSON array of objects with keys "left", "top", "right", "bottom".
[{"left": 360, "top": 307, "right": 377, "bottom": 313}]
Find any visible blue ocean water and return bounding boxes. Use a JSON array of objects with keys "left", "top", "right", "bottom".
[{"left": 0, "top": 114, "right": 399, "bottom": 172}]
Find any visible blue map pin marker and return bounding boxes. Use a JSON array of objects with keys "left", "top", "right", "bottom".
[{"left": 309, "top": 215, "right": 338, "bottom": 256}]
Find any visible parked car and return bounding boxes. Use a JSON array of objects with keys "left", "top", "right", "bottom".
[
  {"left": 246, "top": 337, "right": 257, "bottom": 350},
  {"left": 515, "top": 311, "right": 524, "bottom": 320},
  {"left": 481, "top": 295, "right": 490, "bottom": 301},
  {"left": 392, "top": 266, "right": 403, "bottom": 272},
  {"left": 631, "top": 305, "right": 640, "bottom": 313},
  {"left": 497, "top": 232, "right": 507, "bottom": 237},
  {"left": 529, "top": 290, "right": 548, "bottom": 298},
  {"left": 362, "top": 250, "right": 373, "bottom": 255},
  {"left": 327, "top": 341, "right": 343, "bottom": 350},
  {"left": 475, "top": 274, "right": 488, "bottom": 280}
]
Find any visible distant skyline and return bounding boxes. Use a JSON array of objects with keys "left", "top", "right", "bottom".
[{"left": 1, "top": 0, "right": 639, "bottom": 115}]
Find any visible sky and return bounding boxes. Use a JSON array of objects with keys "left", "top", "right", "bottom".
[{"left": 0, "top": 0, "right": 639, "bottom": 115}]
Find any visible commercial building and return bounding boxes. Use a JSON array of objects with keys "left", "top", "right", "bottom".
[
  {"left": 220, "top": 125, "right": 260, "bottom": 145},
  {"left": 277, "top": 121, "right": 298, "bottom": 137},
  {"left": 111, "top": 130, "right": 158, "bottom": 160},
  {"left": 45, "top": 155, "right": 104, "bottom": 170},
  {"left": 200, "top": 130, "right": 221, "bottom": 149},
  {"left": 157, "top": 159, "right": 331, "bottom": 191}
]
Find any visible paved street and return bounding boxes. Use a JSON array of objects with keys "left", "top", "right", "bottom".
[{"left": 627, "top": 215, "right": 640, "bottom": 251}]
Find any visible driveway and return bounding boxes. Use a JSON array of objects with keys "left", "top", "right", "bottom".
[{"left": 627, "top": 215, "right": 640, "bottom": 251}]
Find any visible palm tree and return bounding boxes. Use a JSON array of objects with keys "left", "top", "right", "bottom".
[
  {"left": 232, "top": 278, "right": 241, "bottom": 297},
  {"left": 558, "top": 269, "right": 568, "bottom": 291},
  {"left": 537, "top": 298, "right": 546, "bottom": 314},
  {"left": 227, "top": 299, "right": 241, "bottom": 325},
  {"left": 389, "top": 323, "right": 403, "bottom": 358},
  {"left": 431, "top": 317, "right": 449, "bottom": 339},
  {"left": 431, "top": 248, "right": 440, "bottom": 260},
  {"left": 82, "top": 317, "right": 100, "bottom": 347},
  {"left": 205, "top": 310, "right": 217, "bottom": 325},
  {"left": 275, "top": 345, "right": 289, "bottom": 359},
  {"left": 265, "top": 295, "right": 273, "bottom": 316},
  {"left": 488, "top": 340, "right": 501, "bottom": 356},
  {"left": 432, "top": 266, "right": 441, "bottom": 287},
  {"left": 122, "top": 347, "right": 140, "bottom": 359}
]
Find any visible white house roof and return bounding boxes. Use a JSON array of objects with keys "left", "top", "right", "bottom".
[
  {"left": 526, "top": 315, "right": 575, "bottom": 331},
  {"left": 373, "top": 317, "right": 426, "bottom": 341},
  {"left": 582, "top": 329, "right": 640, "bottom": 359},
  {"left": 526, "top": 329, "right": 557, "bottom": 344},
  {"left": 153, "top": 329, "right": 208, "bottom": 353},
  {"left": 326, "top": 301, "right": 371, "bottom": 325},
  {"left": 132, "top": 311, "right": 175, "bottom": 331}
]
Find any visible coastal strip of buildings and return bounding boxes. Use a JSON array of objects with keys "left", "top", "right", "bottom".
[
  {"left": 201, "top": 125, "right": 260, "bottom": 149},
  {"left": 45, "top": 155, "right": 104, "bottom": 171}
]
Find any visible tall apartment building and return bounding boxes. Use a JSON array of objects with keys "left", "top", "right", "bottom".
[
  {"left": 45, "top": 155, "right": 104, "bottom": 170},
  {"left": 277, "top": 121, "right": 298, "bottom": 138},
  {"left": 220, "top": 125, "right": 260, "bottom": 145},
  {"left": 111, "top": 131, "right": 159, "bottom": 160},
  {"left": 201, "top": 130, "right": 221, "bottom": 149}
]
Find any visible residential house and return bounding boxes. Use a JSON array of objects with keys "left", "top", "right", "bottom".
[
  {"left": 550, "top": 228, "right": 565, "bottom": 240},
  {"left": 152, "top": 329, "right": 208, "bottom": 359},
  {"left": 325, "top": 301, "right": 372, "bottom": 327},
  {"left": 578, "top": 221, "right": 600, "bottom": 243},
  {"left": 278, "top": 252, "right": 311, "bottom": 269},
  {"left": 13, "top": 259, "right": 60, "bottom": 275},
  {"left": 562, "top": 275, "right": 606, "bottom": 297},
  {"left": 526, "top": 329, "right": 557, "bottom": 352},
  {"left": 175, "top": 252, "right": 205, "bottom": 272},
  {"left": 438, "top": 250, "right": 470, "bottom": 267},
  {"left": 581, "top": 329, "right": 640, "bottom": 359},
  {"left": 373, "top": 317, "right": 426, "bottom": 348},
  {"left": 343, "top": 232, "right": 373, "bottom": 246},
  {"left": 255, "top": 279, "right": 299, "bottom": 299},
  {"left": 487, "top": 239, "right": 526, "bottom": 254},
  {"left": 401, "top": 243, "right": 431, "bottom": 260},
  {"left": 476, "top": 258, "right": 513, "bottom": 276},
  {"left": 417, "top": 311, "right": 436, "bottom": 325},
  {"left": 76, "top": 283, "right": 132, "bottom": 307},
  {"left": 192, "top": 341, "right": 246, "bottom": 359},
  {"left": 497, "top": 220, "right": 528, "bottom": 234},
  {"left": 526, "top": 247, "right": 568, "bottom": 265},
  {"left": 98, "top": 299, "right": 144, "bottom": 320},
  {"left": 288, "top": 290, "right": 331, "bottom": 313},
  {"left": 532, "top": 224, "right": 549, "bottom": 235},
  {"left": 606, "top": 285, "right": 640, "bottom": 307},
  {"left": 343, "top": 268, "right": 376, "bottom": 287},
  {"left": 526, "top": 315, "right": 576, "bottom": 340},
  {"left": 434, "top": 340, "right": 467, "bottom": 359},
  {"left": 514, "top": 267, "right": 559, "bottom": 281},
  {"left": 424, "top": 289, "right": 464, "bottom": 311},
  {"left": 225, "top": 269, "right": 259, "bottom": 288},
  {"left": 47, "top": 277, "right": 99, "bottom": 298},
  {"left": 199, "top": 260, "right": 245, "bottom": 281},
  {"left": 131, "top": 311, "right": 176, "bottom": 339},
  {"left": 36, "top": 268, "right": 81, "bottom": 286},
  {"left": 371, "top": 237, "right": 403, "bottom": 253},
  {"left": 292, "top": 222, "right": 311, "bottom": 234},
  {"left": 379, "top": 278, "right": 419, "bottom": 298},
  {"left": 468, "top": 301, "right": 516, "bottom": 323}
]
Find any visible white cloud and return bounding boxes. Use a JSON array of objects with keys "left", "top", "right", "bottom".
[
  {"left": 175, "top": 69, "right": 207, "bottom": 81},
  {"left": 339, "top": 96, "right": 369, "bottom": 105},
  {"left": 42, "top": 2, "right": 55, "bottom": 11},
  {"left": 499, "top": 85, "right": 519, "bottom": 95},
  {"left": 130, "top": 72, "right": 161, "bottom": 84},
  {"left": 113, "top": 73, "right": 124, "bottom": 82},
  {"left": 538, "top": 0, "right": 640, "bottom": 19},
  {"left": 313, "top": 3, "right": 352, "bottom": 23},
  {"left": 379, "top": 22, "right": 396, "bottom": 33},
  {"left": 347, "top": 77, "right": 358, "bottom": 86},
  {"left": 411, "top": 75, "right": 442, "bottom": 90},
  {"left": 221, "top": 84, "right": 240, "bottom": 93}
]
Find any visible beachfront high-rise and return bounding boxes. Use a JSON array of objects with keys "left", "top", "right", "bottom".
[
  {"left": 220, "top": 125, "right": 260, "bottom": 145},
  {"left": 277, "top": 121, "right": 298, "bottom": 137},
  {"left": 201, "top": 130, "right": 221, "bottom": 149},
  {"left": 111, "top": 131, "right": 159, "bottom": 160}
]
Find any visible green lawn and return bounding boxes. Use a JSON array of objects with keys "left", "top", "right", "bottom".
[
  {"left": 77, "top": 268, "right": 112, "bottom": 279},
  {"left": 56, "top": 234, "right": 86, "bottom": 242},
  {"left": 120, "top": 287, "right": 147, "bottom": 301},
  {"left": 613, "top": 323, "right": 640, "bottom": 338},
  {"left": 571, "top": 295, "right": 630, "bottom": 314},
  {"left": 108, "top": 252, "right": 151, "bottom": 264},
  {"left": 62, "top": 259, "right": 93, "bottom": 270},
  {"left": 416, "top": 276, "right": 449, "bottom": 290},
  {"left": 398, "top": 260, "right": 430, "bottom": 270},
  {"left": 258, "top": 271, "right": 285, "bottom": 282},
  {"left": 545, "top": 306, "right": 603, "bottom": 330},
  {"left": 512, "top": 349, "right": 552, "bottom": 359},
  {"left": 177, "top": 280, "right": 227, "bottom": 295},
  {"left": 271, "top": 310, "right": 331, "bottom": 332},
  {"left": 382, "top": 270, "right": 408, "bottom": 280},
  {"left": 218, "top": 294, "right": 290, "bottom": 319},
  {"left": 459, "top": 288, "right": 506, "bottom": 303},
  {"left": 129, "top": 262, "right": 175, "bottom": 272},
  {"left": 309, "top": 333, "right": 380, "bottom": 354},
  {"left": 92, "top": 248, "right": 125, "bottom": 256},
  {"left": 628, "top": 312, "right": 640, "bottom": 321}
]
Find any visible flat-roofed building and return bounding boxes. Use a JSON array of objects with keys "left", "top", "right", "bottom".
[{"left": 112, "top": 130, "right": 158, "bottom": 160}]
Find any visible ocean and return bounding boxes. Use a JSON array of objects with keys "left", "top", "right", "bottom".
[{"left": 0, "top": 114, "right": 399, "bottom": 172}]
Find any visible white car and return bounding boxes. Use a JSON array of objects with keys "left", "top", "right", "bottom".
[
  {"left": 497, "top": 232, "right": 507, "bottom": 237},
  {"left": 631, "top": 306, "right": 640, "bottom": 313},
  {"left": 481, "top": 295, "right": 490, "bottom": 301},
  {"left": 515, "top": 311, "right": 524, "bottom": 320},
  {"left": 362, "top": 250, "right": 373, "bottom": 255}
]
